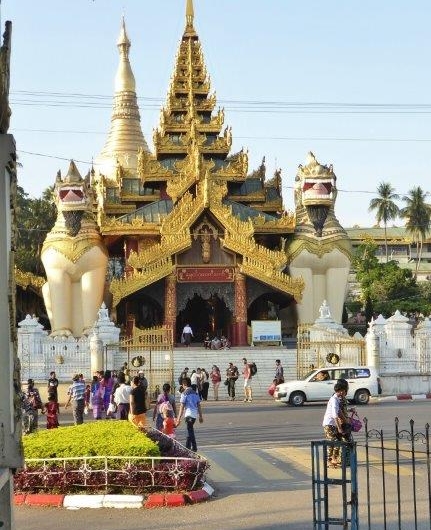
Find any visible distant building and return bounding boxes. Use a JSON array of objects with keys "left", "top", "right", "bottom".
[{"left": 346, "top": 226, "right": 431, "bottom": 282}]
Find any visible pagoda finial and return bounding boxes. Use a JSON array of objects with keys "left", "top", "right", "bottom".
[
  {"left": 95, "top": 18, "right": 149, "bottom": 179},
  {"left": 184, "top": 0, "right": 197, "bottom": 37},
  {"left": 115, "top": 17, "right": 134, "bottom": 92},
  {"left": 186, "top": 0, "right": 194, "bottom": 27}
]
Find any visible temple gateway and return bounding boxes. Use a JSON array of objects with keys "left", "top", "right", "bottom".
[{"left": 37, "top": 0, "right": 352, "bottom": 345}]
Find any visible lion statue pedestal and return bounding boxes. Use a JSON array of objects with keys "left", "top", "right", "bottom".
[{"left": 41, "top": 161, "right": 108, "bottom": 337}]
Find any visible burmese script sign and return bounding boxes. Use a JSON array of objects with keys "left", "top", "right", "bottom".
[{"left": 176, "top": 267, "right": 235, "bottom": 283}]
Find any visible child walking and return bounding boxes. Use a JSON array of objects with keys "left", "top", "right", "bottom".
[
  {"left": 161, "top": 404, "right": 176, "bottom": 438},
  {"left": 45, "top": 394, "right": 60, "bottom": 429}
]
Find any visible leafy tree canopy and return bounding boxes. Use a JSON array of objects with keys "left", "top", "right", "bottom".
[
  {"left": 351, "top": 239, "right": 431, "bottom": 317},
  {"left": 16, "top": 185, "right": 56, "bottom": 275}
]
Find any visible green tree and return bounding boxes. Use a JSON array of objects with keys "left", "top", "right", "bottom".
[
  {"left": 368, "top": 182, "right": 400, "bottom": 262},
  {"left": 16, "top": 185, "right": 56, "bottom": 275},
  {"left": 400, "top": 187, "right": 431, "bottom": 277},
  {"left": 352, "top": 239, "right": 424, "bottom": 318}
]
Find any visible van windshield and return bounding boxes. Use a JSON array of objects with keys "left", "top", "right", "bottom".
[{"left": 303, "top": 370, "right": 318, "bottom": 380}]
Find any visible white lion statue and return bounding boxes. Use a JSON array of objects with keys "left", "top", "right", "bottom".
[
  {"left": 41, "top": 161, "right": 108, "bottom": 337},
  {"left": 287, "top": 152, "right": 352, "bottom": 324}
]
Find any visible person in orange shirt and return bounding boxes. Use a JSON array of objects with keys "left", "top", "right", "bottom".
[{"left": 161, "top": 403, "right": 176, "bottom": 438}]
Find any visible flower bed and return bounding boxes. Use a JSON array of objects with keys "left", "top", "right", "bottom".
[{"left": 14, "top": 422, "right": 209, "bottom": 494}]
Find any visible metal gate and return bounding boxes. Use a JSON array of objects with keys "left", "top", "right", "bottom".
[
  {"left": 311, "top": 440, "right": 359, "bottom": 529},
  {"left": 106, "top": 326, "right": 174, "bottom": 402},
  {"left": 312, "top": 418, "right": 431, "bottom": 529},
  {"left": 297, "top": 324, "right": 366, "bottom": 378},
  {"left": 361, "top": 417, "right": 431, "bottom": 530}
]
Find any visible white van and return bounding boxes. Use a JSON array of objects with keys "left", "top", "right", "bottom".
[{"left": 274, "top": 366, "right": 381, "bottom": 406}]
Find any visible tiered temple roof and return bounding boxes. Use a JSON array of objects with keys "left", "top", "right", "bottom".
[{"left": 96, "top": 1, "right": 289, "bottom": 238}]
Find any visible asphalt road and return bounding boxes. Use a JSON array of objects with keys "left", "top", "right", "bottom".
[{"left": 14, "top": 399, "right": 431, "bottom": 530}]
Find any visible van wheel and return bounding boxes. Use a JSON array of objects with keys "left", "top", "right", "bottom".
[
  {"left": 289, "top": 391, "right": 305, "bottom": 407},
  {"left": 354, "top": 389, "right": 370, "bottom": 405}
]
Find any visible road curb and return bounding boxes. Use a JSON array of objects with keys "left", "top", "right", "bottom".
[
  {"left": 14, "top": 482, "right": 214, "bottom": 509},
  {"left": 378, "top": 394, "right": 431, "bottom": 402}
]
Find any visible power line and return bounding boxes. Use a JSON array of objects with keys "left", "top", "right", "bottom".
[
  {"left": 16, "top": 148, "right": 425, "bottom": 199},
  {"left": 10, "top": 90, "right": 431, "bottom": 114},
  {"left": 12, "top": 128, "right": 431, "bottom": 143}
]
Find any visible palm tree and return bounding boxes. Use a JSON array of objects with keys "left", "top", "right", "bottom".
[
  {"left": 400, "top": 186, "right": 431, "bottom": 277},
  {"left": 368, "top": 182, "right": 400, "bottom": 262}
]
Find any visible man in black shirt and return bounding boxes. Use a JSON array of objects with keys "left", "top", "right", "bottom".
[
  {"left": 129, "top": 376, "right": 147, "bottom": 428},
  {"left": 226, "top": 362, "right": 239, "bottom": 401},
  {"left": 47, "top": 371, "right": 59, "bottom": 402}
]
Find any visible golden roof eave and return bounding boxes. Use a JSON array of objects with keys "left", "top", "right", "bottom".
[
  {"left": 15, "top": 267, "right": 45, "bottom": 292},
  {"left": 110, "top": 257, "right": 175, "bottom": 307}
]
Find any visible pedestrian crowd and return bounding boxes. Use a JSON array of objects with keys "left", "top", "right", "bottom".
[{"left": 20, "top": 356, "right": 288, "bottom": 455}]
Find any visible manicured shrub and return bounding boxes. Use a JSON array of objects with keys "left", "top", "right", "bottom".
[
  {"left": 15, "top": 421, "right": 209, "bottom": 494},
  {"left": 22, "top": 420, "right": 160, "bottom": 463}
]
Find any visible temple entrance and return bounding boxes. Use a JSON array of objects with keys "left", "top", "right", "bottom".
[
  {"left": 176, "top": 293, "right": 233, "bottom": 345},
  {"left": 118, "top": 293, "right": 164, "bottom": 330},
  {"left": 248, "top": 292, "right": 293, "bottom": 321}
]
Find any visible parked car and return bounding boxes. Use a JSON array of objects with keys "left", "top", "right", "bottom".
[{"left": 274, "top": 366, "right": 381, "bottom": 406}]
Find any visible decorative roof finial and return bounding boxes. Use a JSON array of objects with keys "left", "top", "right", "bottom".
[
  {"left": 115, "top": 17, "right": 134, "bottom": 93},
  {"left": 186, "top": 0, "right": 194, "bottom": 27},
  {"left": 184, "top": 0, "right": 197, "bottom": 37}
]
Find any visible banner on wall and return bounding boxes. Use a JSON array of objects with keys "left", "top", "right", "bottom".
[{"left": 251, "top": 320, "right": 282, "bottom": 346}]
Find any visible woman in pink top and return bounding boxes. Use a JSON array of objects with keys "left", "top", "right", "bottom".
[{"left": 210, "top": 365, "right": 222, "bottom": 401}]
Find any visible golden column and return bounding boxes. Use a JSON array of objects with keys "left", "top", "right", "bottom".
[
  {"left": 164, "top": 273, "right": 177, "bottom": 343},
  {"left": 234, "top": 271, "right": 248, "bottom": 346}
]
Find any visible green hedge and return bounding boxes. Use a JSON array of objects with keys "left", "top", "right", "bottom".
[{"left": 23, "top": 421, "right": 160, "bottom": 462}]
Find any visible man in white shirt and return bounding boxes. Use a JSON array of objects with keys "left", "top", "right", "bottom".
[
  {"left": 114, "top": 372, "right": 132, "bottom": 420},
  {"left": 182, "top": 324, "right": 193, "bottom": 346},
  {"left": 190, "top": 368, "right": 201, "bottom": 394}
]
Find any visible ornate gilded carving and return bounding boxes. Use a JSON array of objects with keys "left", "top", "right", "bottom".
[
  {"left": 234, "top": 272, "right": 247, "bottom": 323},
  {"left": 128, "top": 230, "right": 191, "bottom": 269},
  {"left": 14, "top": 268, "right": 46, "bottom": 291},
  {"left": 287, "top": 237, "right": 352, "bottom": 262},
  {"left": 110, "top": 256, "right": 175, "bottom": 307},
  {"left": 222, "top": 231, "right": 287, "bottom": 270},
  {"left": 164, "top": 274, "right": 177, "bottom": 329},
  {"left": 137, "top": 147, "right": 174, "bottom": 180},
  {"left": 193, "top": 219, "right": 217, "bottom": 263},
  {"left": 101, "top": 216, "right": 162, "bottom": 236},
  {"left": 213, "top": 149, "right": 248, "bottom": 180},
  {"left": 265, "top": 168, "right": 282, "bottom": 194},
  {"left": 251, "top": 210, "right": 295, "bottom": 230},
  {"left": 240, "top": 256, "right": 304, "bottom": 301}
]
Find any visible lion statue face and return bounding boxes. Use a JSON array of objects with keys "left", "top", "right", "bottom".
[
  {"left": 295, "top": 152, "right": 337, "bottom": 236},
  {"left": 54, "top": 161, "right": 93, "bottom": 237}
]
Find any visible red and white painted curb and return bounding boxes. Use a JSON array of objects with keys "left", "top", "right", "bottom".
[
  {"left": 378, "top": 393, "right": 431, "bottom": 402},
  {"left": 14, "top": 482, "right": 215, "bottom": 509}
]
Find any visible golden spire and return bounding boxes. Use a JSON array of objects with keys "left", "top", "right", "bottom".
[
  {"left": 115, "top": 16, "right": 134, "bottom": 92},
  {"left": 95, "top": 17, "right": 149, "bottom": 180},
  {"left": 184, "top": 0, "right": 197, "bottom": 37}
]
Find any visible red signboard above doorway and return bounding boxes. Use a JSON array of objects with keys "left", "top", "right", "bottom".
[{"left": 176, "top": 267, "right": 235, "bottom": 283}]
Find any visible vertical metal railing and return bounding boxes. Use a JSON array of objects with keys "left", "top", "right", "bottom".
[
  {"left": 311, "top": 440, "right": 358, "bottom": 529},
  {"left": 362, "top": 417, "right": 431, "bottom": 530}
]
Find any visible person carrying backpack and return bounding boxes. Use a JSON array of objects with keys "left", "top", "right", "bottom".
[
  {"left": 25, "top": 379, "right": 45, "bottom": 432},
  {"left": 242, "top": 357, "right": 255, "bottom": 403}
]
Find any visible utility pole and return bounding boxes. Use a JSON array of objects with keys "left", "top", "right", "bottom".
[{"left": 0, "top": 18, "right": 24, "bottom": 530}]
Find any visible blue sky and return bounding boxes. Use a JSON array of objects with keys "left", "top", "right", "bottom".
[{"left": 3, "top": 0, "right": 431, "bottom": 227}]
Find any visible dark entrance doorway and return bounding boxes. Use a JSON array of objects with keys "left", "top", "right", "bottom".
[
  {"left": 177, "top": 293, "right": 232, "bottom": 345},
  {"left": 248, "top": 292, "right": 293, "bottom": 322},
  {"left": 118, "top": 294, "right": 164, "bottom": 330}
]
